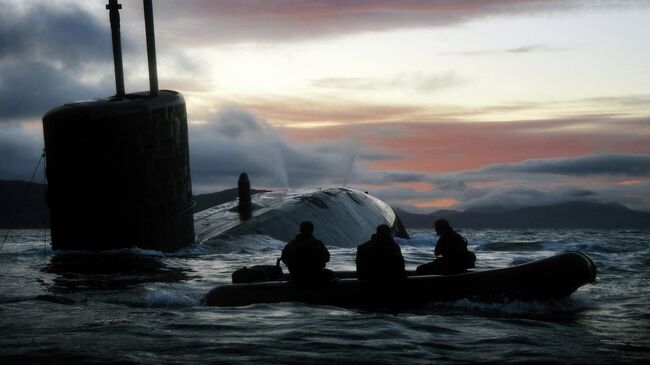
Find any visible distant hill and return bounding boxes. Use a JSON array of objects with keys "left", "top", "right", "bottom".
[
  {"left": 396, "top": 201, "right": 650, "bottom": 229},
  {"left": 0, "top": 180, "right": 48, "bottom": 228},
  {"left": 3, "top": 180, "right": 650, "bottom": 229},
  {"left": 0, "top": 180, "right": 266, "bottom": 228}
]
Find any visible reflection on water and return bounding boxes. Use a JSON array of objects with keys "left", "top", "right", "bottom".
[{"left": 43, "top": 251, "right": 196, "bottom": 292}]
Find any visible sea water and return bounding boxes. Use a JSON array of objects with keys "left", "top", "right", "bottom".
[{"left": 1, "top": 228, "right": 649, "bottom": 364}]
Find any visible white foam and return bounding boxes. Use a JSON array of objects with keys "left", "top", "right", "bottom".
[
  {"left": 434, "top": 296, "right": 592, "bottom": 315},
  {"left": 396, "top": 236, "right": 436, "bottom": 246},
  {"left": 142, "top": 288, "right": 198, "bottom": 308}
]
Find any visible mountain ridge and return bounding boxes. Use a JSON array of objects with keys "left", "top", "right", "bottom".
[
  {"left": 395, "top": 200, "right": 650, "bottom": 228},
  {"left": 2, "top": 180, "right": 649, "bottom": 229}
]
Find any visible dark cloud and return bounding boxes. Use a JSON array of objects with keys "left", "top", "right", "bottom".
[
  {"left": 0, "top": 3, "right": 118, "bottom": 120},
  {"left": 0, "top": 62, "right": 111, "bottom": 119},
  {"left": 0, "top": 123, "right": 45, "bottom": 181},
  {"left": 479, "top": 154, "right": 650, "bottom": 177},
  {"left": 452, "top": 187, "right": 600, "bottom": 211},
  {"left": 371, "top": 171, "right": 430, "bottom": 184},
  {"left": 0, "top": 3, "right": 113, "bottom": 65}
]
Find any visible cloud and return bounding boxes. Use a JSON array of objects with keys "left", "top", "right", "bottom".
[
  {"left": 0, "top": 122, "right": 45, "bottom": 181},
  {"left": 188, "top": 105, "right": 383, "bottom": 192},
  {"left": 0, "top": 62, "right": 111, "bottom": 120},
  {"left": 374, "top": 153, "right": 650, "bottom": 212},
  {"left": 189, "top": 111, "right": 650, "bottom": 211},
  {"left": 476, "top": 154, "right": 650, "bottom": 177},
  {"left": 0, "top": 3, "right": 117, "bottom": 120},
  {"left": 152, "top": 0, "right": 644, "bottom": 45},
  {"left": 438, "top": 44, "right": 563, "bottom": 57},
  {"left": 0, "top": 3, "right": 112, "bottom": 65},
  {"left": 311, "top": 72, "right": 464, "bottom": 93},
  {"left": 190, "top": 110, "right": 650, "bottom": 212},
  {"left": 3, "top": 107, "right": 650, "bottom": 213},
  {"left": 239, "top": 96, "right": 426, "bottom": 126}
]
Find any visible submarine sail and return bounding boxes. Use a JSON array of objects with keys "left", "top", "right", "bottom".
[{"left": 43, "top": 0, "right": 194, "bottom": 251}]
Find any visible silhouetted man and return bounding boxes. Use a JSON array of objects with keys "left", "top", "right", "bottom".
[
  {"left": 281, "top": 221, "right": 332, "bottom": 284},
  {"left": 416, "top": 219, "right": 474, "bottom": 275},
  {"left": 356, "top": 224, "right": 406, "bottom": 282}
]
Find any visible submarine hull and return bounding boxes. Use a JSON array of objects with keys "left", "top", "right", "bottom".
[
  {"left": 204, "top": 252, "right": 597, "bottom": 308},
  {"left": 194, "top": 188, "right": 408, "bottom": 247}
]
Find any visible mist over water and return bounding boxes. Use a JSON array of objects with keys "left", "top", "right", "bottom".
[{"left": 1, "top": 228, "right": 649, "bottom": 364}]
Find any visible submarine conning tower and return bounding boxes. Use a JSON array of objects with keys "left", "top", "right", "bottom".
[{"left": 42, "top": 0, "right": 195, "bottom": 251}]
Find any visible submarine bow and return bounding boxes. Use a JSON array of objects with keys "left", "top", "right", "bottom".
[{"left": 195, "top": 188, "right": 408, "bottom": 247}]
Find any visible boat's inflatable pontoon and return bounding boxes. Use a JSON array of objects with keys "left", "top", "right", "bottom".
[{"left": 204, "top": 252, "right": 597, "bottom": 308}]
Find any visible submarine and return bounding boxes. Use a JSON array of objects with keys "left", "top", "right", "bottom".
[
  {"left": 42, "top": 1, "right": 408, "bottom": 252},
  {"left": 195, "top": 174, "right": 409, "bottom": 247}
]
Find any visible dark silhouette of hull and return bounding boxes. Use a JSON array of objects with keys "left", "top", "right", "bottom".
[
  {"left": 204, "top": 252, "right": 597, "bottom": 308},
  {"left": 43, "top": 91, "right": 195, "bottom": 252}
]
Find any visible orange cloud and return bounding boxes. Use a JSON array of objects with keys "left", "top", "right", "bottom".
[
  {"left": 240, "top": 96, "right": 425, "bottom": 127},
  {"left": 618, "top": 179, "right": 644, "bottom": 185},
  {"left": 407, "top": 198, "right": 459, "bottom": 208},
  {"left": 396, "top": 182, "right": 434, "bottom": 192},
  {"left": 283, "top": 117, "right": 650, "bottom": 174}
]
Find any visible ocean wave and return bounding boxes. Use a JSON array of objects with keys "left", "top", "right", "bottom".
[
  {"left": 509, "top": 256, "right": 538, "bottom": 266},
  {"left": 425, "top": 294, "right": 594, "bottom": 317},
  {"left": 200, "top": 234, "right": 285, "bottom": 254},
  {"left": 396, "top": 236, "right": 436, "bottom": 247},
  {"left": 142, "top": 288, "right": 199, "bottom": 308},
  {"left": 475, "top": 240, "right": 550, "bottom": 251}
]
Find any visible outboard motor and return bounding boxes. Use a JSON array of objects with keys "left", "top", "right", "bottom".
[{"left": 42, "top": 0, "right": 194, "bottom": 251}]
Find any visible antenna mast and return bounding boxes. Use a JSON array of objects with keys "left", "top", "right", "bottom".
[
  {"left": 143, "top": 0, "right": 159, "bottom": 97},
  {"left": 106, "top": 0, "right": 125, "bottom": 96}
]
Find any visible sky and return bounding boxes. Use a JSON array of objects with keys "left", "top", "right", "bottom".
[{"left": 0, "top": 0, "right": 649, "bottom": 213}]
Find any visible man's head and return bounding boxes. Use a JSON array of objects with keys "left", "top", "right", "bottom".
[
  {"left": 376, "top": 224, "right": 392, "bottom": 237},
  {"left": 300, "top": 221, "right": 314, "bottom": 235},
  {"left": 434, "top": 219, "right": 452, "bottom": 235}
]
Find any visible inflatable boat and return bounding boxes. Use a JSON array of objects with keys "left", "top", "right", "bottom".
[{"left": 203, "top": 252, "right": 597, "bottom": 308}]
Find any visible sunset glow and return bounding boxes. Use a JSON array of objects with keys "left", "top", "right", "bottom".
[
  {"left": 1, "top": 0, "right": 649, "bottom": 212},
  {"left": 407, "top": 198, "right": 459, "bottom": 209}
]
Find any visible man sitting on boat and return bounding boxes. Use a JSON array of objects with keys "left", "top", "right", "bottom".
[
  {"left": 416, "top": 219, "right": 476, "bottom": 275},
  {"left": 281, "top": 221, "right": 333, "bottom": 284},
  {"left": 356, "top": 224, "right": 406, "bottom": 282}
]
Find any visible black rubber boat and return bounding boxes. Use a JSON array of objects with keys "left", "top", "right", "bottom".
[{"left": 204, "top": 251, "right": 597, "bottom": 308}]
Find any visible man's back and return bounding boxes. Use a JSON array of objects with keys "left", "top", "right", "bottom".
[
  {"left": 356, "top": 233, "right": 405, "bottom": 281},
  {"left": 281, "top": 233, "right": 330, "bottom": 282},
  {"left": 435, "top": 230, "right": 468, "bottom": 265}
]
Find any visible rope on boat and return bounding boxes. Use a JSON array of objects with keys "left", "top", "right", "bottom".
[
  {"left": 43, "top": 152, "right": 48, "bottom": 256},
  {"left": 0, "top": 149, "right": 45, "bottom": 252}
]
